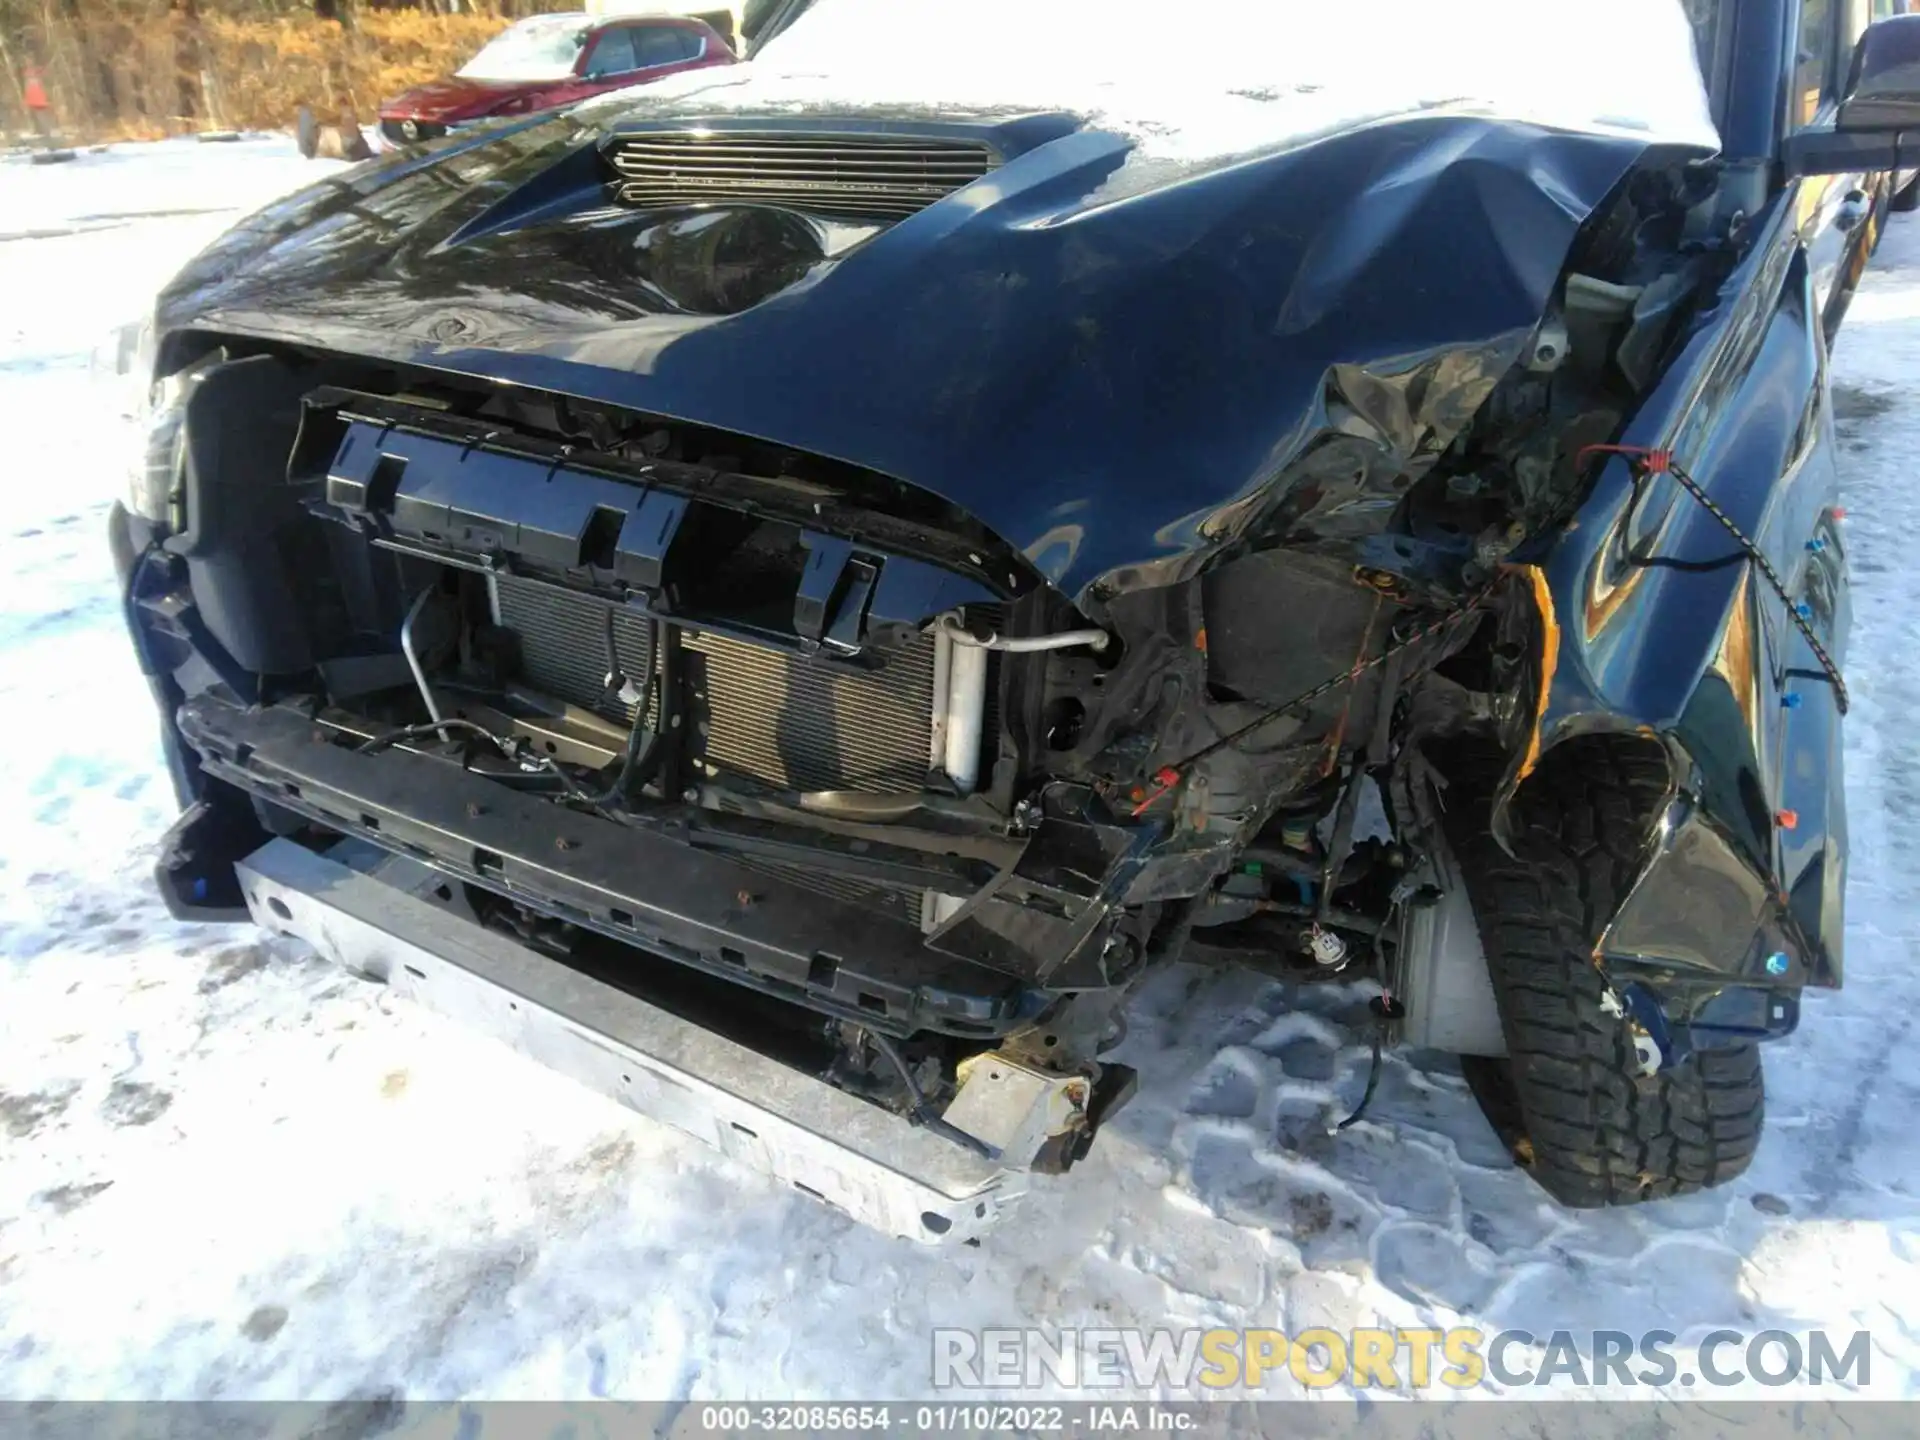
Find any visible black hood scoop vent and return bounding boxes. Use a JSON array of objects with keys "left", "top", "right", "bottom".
[{"left": 603, "top": 130, "right": 999, "bottom": 221}]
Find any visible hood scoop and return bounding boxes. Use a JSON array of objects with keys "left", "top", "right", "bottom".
[{"left": 603, "top": 130, "right": 999, "bottom": 221}]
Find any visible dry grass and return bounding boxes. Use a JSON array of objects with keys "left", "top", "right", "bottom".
[
  {"left": 205, "top": 13, "right": 517, "bottom": 130},
  {"left": 4, "top": 5, "right": 576, "bottom": 142}
]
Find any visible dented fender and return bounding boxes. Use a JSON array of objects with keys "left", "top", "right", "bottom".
[{"left": 1502, "top": 189, "right": 1850, "bottom": 996}]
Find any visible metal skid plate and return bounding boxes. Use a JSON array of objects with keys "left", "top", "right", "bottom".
[{"left": 236, "top": 839, "right": 1025, "bottom": 1243}]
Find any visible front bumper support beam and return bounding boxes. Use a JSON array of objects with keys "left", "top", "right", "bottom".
[{"left": 237, "top": 838, "right": 1023, "bottom": 1243}]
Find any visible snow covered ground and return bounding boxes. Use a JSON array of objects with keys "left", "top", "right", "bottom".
[{"left": 2, "top": 137, "right": 1918, "bottom": 1408}]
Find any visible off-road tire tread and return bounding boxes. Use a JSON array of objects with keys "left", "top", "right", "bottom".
[{"left": 1448, "top": 741, "right": 1764, "bottom": 1207}]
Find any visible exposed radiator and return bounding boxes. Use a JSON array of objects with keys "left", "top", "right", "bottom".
[{"left": 491, "top": 574, "right": 949, "bottom": 796}]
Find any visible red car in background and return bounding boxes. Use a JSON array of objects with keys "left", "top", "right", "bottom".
[{"left": 376, "top": 11, "right": 736, "bottom": 148}]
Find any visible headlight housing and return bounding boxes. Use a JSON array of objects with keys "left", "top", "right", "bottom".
[
  {"left": 108, "top": 318, "right": 211, "bottom": 529},
  {"left": 129, "top": 383, "right": 189, "bottom": 530}
]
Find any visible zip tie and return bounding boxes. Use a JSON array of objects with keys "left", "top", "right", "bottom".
[
  {"left": 1579, "top": 442, "right": 1671, "bottom": 474},
  {"left": 1130, "top": 766, "right": 1182, "bottom": 818}
]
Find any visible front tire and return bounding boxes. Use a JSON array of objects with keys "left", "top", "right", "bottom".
[{"left": 1446, "top": 741, "right": 1765, "bottom": 1207}]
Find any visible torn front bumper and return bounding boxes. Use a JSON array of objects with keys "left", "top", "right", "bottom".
[{"left": 237, "top": 837, "right": 1034, "bottom": 1244}]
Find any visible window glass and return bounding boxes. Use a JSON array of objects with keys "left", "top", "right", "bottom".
[
  {"left": 1796, "top": 0, "right": 1838, "bottom": 124},
  {"left": 1680, "top": 0, "right": 1721, "bottom": 74},
  {"left": 457, "top": 16, "right": 590, "bottom": 82},
  {"left": 584, "top": 28, "right": 639, "bottom": 77},
  {"left": 1847, "top": 1, "right": 1871, "bottom": 58},
  {"left": 634, "top": 26, "right": 703, "bottom": 66}
]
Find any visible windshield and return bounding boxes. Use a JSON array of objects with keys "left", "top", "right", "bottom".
[
  {"left": 741, "top": 0, "right": 1718, "bottom": 159},
  {"left": 456, "top": 14, "right": 592, "bottom": 82}
]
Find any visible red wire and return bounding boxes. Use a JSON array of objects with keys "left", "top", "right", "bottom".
[{"left": 1576, "top": 443, "right": 1671, "bottom": 474}]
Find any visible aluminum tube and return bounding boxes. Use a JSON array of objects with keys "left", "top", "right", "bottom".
[
  {"left": 935, "top": 613, "right": 1109, "bottom": 653},
  {"left": 400, "top": 588, "right": 449, "bottom": 741},
  {"left": 943, "top": 637, "right": 988, "bottom": 795}
]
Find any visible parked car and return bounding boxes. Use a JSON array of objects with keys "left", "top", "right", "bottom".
[
  {"left": 374, "top": 10, "right": 734, "bottom": 148},
  {"left": 111, "top": 0, "right": 1895, "bottom": 1240}
]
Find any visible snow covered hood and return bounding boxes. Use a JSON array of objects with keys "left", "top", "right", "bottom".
[{"left": 583, "top": 0, "right": 1722, "bottom": 160}]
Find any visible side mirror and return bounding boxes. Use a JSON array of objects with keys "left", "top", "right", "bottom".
[
  {"left": 1840, "top": 12, "right": 1920, "bottom": 129},
  {"left": 1787, "top": 14, "right": 1920, "bottom": 176}
]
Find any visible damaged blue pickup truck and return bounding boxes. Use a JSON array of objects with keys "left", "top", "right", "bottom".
[{"left": 107, "top": 0, "right": 1901, "bottom": 1238}]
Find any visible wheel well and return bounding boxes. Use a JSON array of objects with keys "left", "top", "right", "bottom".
[{"left": 1488, "top": 730, "right": 1672, "bottom": 859}]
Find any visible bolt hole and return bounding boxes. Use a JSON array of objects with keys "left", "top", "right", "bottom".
[{"left": 1043, "top": 697, "right": 1085, "bottom": 752}]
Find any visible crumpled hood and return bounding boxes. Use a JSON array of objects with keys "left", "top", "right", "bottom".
[{"left": 155, "top": 104, "right": 1710, "bottom": 601}]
